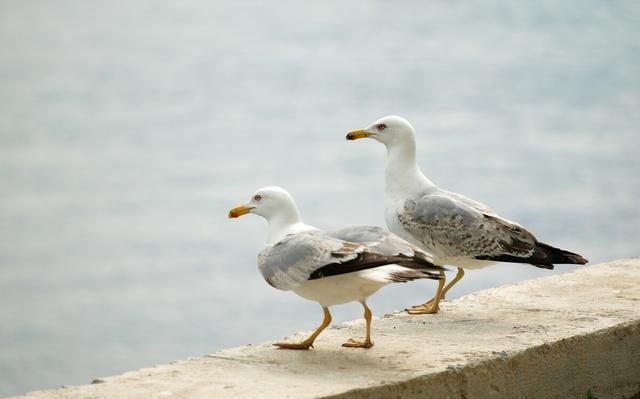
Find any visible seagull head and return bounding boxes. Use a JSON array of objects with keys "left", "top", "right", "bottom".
[
  {"left": 228, "top": 186, "right": 300, "bottom": 221},
  {"left": 346, "top": 115, "right": 416, "bottom": 148}
]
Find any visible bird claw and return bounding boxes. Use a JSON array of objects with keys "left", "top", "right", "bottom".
[
  {"left": 342, "top": 338, "right": 374, "bottom": 349},
  {"left": 410, "top": 297, "right": 439, "bottom": 309},
  {"left": 405, "top": 305, "right": 439, "bottom": 315},
  {"left": 273, "top": 341, "right": 314, "bottom": 350}
]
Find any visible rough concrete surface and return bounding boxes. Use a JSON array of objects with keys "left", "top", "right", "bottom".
[{"left": 9, "top": 258, "right": 640, "bottom": 399}]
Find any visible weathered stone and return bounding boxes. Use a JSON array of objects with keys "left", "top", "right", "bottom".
[{"left": 10, "top": 258, "right": 640, "bottom": 399}]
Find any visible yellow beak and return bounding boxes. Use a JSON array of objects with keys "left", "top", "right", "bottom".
[
  {"left": 228, "top": 204, "right": 254, "bottom": 218},
  {"left": 346, "top": 129, "right": 372, "bottom": 140}
]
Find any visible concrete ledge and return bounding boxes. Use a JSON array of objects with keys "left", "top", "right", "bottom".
[{"left": 10, "top": 258, "right": 640, "bottom": 399}]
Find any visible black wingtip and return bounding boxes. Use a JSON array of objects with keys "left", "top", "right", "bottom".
[
  {"left": 474, "top": 242, "right": 588, "bottom": 268},
  {"left": 536, "top": 242, "right": 588, "bottom": 265},
  {"left": 388, "top": 270, "right": 442, "bottom": 283}
]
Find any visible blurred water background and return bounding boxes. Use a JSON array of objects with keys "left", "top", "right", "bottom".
[{"left": 1, "top": 0, "right": 639, "bottom": 396}]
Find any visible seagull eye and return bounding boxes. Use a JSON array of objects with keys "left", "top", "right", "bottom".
[
  {"left": 377, "top": 124, "right": 387, "bottom": 131},
  {"left": 253, "top": 195, "right": 262, "bottom": 201}
]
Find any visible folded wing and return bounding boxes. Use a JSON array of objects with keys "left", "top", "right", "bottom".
[
  {"left": 398, "top": 191, "right": 587, "bottom": 268},
  {"left": 258, "top": 229, "right": 443, "bottom": 291}
]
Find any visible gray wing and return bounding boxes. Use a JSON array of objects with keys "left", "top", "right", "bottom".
[
  {"left": 258, "top": 232, "right": 364, "bottom": 291},
  {"left": 328, "top": 225, "right": 435, "bottom": 263},
  {"left": 258, "top": 229, "right": 443, "bottom": 291},
  {"left": 398, "top": 191, "right": 537, "bottom": 259}
]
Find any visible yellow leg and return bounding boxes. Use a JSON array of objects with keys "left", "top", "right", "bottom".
[
  {"left": 274, "top": 307, "right": 332, "bottom": 350},
  {"left": 406, "top": 270, "right": 445, "bottom": 315},
  {"left": 440, "top": 267, "right": 465, "bottom": 300},
  {"left": 407, "top": 268, "right": 465, "bottom": 315},
  {"left": 342, "top": 302, "right": 374, "bottom": 349}
]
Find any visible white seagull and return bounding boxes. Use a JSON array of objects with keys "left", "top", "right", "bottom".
[
  {"left": 346, "top": 116, "right": 588, "bottom": 315},
  {"left": 229, "top": 186, "right": 444, "bottom": 349}
]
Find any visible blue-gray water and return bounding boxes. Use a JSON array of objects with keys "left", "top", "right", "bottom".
[{"left": 1, "top": 1, "right": 639, "bottom": 396}]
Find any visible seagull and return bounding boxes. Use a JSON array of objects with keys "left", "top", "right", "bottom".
[
  {"left": 228, "top": 186, "right": 444, "bottom": 349},
  {"left": 346, "top": 116, "right": 588, "bottom": 315}
]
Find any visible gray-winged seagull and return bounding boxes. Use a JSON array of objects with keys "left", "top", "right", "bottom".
[
  {"left": 229, "top": 186, "right": 444, "bottom": 348},
  {"left": 346, "top": 116, "right": 588, "bottom": 315}
]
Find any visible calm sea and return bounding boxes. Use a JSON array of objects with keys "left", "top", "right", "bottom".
[{"left": 1, "top": 1, "right": 638, "bottom": 396}]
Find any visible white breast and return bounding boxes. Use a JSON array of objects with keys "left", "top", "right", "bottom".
[{"left": 292, "top": 271, "right": 391, "bottom": 307}]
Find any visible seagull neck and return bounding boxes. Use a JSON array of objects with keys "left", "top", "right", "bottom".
[
  {"left": 385, "top": 141, "right": 434, "bottom": 194},
  {"left": 266, "top": 207, "right": 306, "bottom": 244}
]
